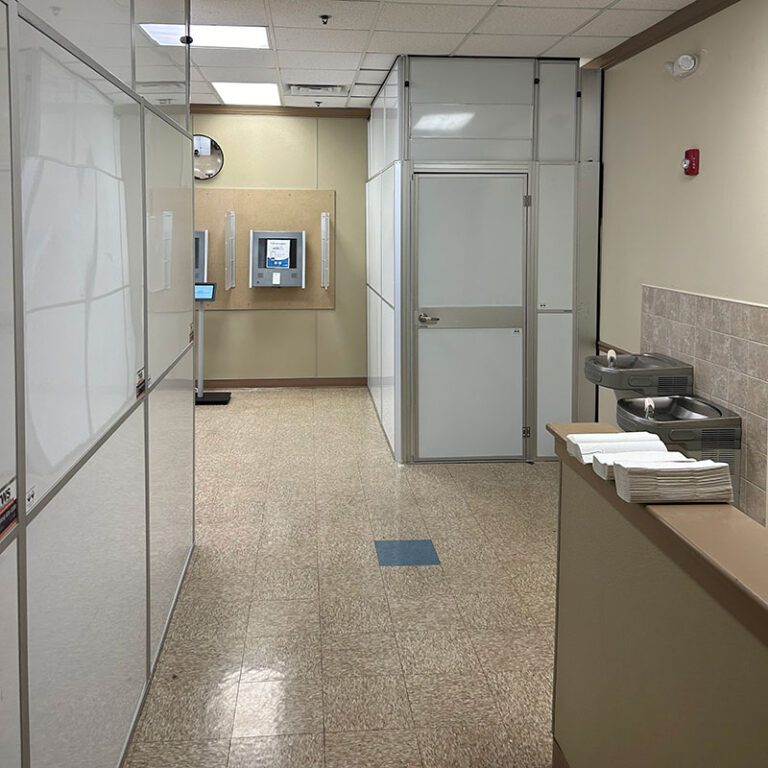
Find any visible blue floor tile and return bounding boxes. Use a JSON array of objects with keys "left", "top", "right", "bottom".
[{"left": 374, "top": 539, "right": 440, "bottom": 567}]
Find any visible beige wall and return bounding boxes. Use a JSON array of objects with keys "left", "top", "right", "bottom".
[
  {"left": 192, "top": 114, "right": 368, "bottom": 380},
  {"left": 600, "top": 0, "right": 768, "bottom": 352}
]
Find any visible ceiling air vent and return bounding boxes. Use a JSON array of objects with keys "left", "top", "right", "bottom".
[{"left": 289, "top": 84, "right": 348, "bottom": 97}]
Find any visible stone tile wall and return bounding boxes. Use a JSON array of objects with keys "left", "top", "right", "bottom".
[{"left": 641, "top": 285, "right": 768, "bottom": 525}]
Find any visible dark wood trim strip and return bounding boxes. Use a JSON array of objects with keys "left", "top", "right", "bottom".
[
  {"left": 584, "top": 0, "right": 742, "bottom": 71},
  {"left": 205, "top": 377, "right": 367, "bottom": 389},
  {"left": 190, "top": 104, "right": 370, "bottom": 119},
  {"left": 597, "top": 340, "right": 630, "bottom": 355},
  {"left": 552, "top": 740, "right": 571, "bottom": 768}
]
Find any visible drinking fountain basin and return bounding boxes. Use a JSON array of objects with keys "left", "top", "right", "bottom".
[{"left": 585, "top": 352, "right": 693, "bottom": 396}]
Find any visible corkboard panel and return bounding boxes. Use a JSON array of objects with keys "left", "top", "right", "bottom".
[{"left": 195, "top": 187, "right": 336, "bottom": 310}]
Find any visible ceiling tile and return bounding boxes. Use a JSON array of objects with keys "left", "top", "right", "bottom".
[
  {"left": 456, "top": 34, "right": 562, "bottom": 57},
  {"left": 351, "top": 84, "right": 380, "bottom": 97},
  {"left": 281, "top": 68, "right": 357, "bottom": 86},
  {"left": 576, "top": 9, "right": 670, "bottom": 36},
  {"left": 274, "top": 27, "right": 368, "bottom": 52},
  {"left": 349, "top": 95, "right": 374, "bottom": 106},
  {"left": 196, "top": 66, "right": 278, "bottom": 83},
  {"left": 190, "top": 0, "right": 268, "bottom": 26},
  {"left": 282, "top": 95, "right": 350, "bottom": 108},
  {"left": 368, "top": 31, "right": 464, "bottom": 55},
  {"left": 476, "top": 7, "right": 598, "bottom": 36},
  {"left": 499, "top": 0, "right": 612, "bottom": 7},
  {"left": 191, "top": 93, "right": 221, "bottom": 104},
  {"left": 278, "top": 50, "right": 360, "bottom": 70},
  {"left": 190, "top": 48, "right": 275, "bottom": 68},
  {"left": 544, "top": 35, "right": 628, "bottom": 58},
  {"left": 377, "top": 3, "right": 486, "bottom": 34},
  {"left": 362, "top": 53, "right": 397, "bottom": 69},
  {"left": 270, "top": 0, "right": 379, "bottom": 30},
  {"left": 613, "top": 0, "right": 692, "bottom": 8},
  {"left": 386, "top": 0, "right": 493, "bottom": 5},
  {"left": 357, "top": 69, "right": 388, "bottom": 85}
]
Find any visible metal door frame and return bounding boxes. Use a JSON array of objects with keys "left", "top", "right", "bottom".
[{"left": 407, "top": 168, "right": 533, "bottom": 463}]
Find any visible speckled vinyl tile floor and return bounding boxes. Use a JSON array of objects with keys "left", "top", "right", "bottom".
[{"left": 125, "top": 388, "right": 558, "bottom": 768}]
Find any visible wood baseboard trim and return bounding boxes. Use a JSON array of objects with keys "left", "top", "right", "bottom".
[
  {"left": 204, "top": 377, "right": 367, "bottom": 389},
  {"left": 552, "top": 739, "right": 571, "bottom": 768}
]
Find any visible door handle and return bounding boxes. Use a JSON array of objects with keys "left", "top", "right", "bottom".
[{"left": 418, "top": 312, "right": 440, "bottom": 325}]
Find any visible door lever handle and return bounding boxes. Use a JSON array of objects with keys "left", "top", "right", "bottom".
[{"left": 418, "top": 312, "right": 440, "bottom": 325}]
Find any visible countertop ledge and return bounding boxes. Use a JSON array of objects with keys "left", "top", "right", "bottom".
[{"left": 547, "top": 422, "right": 768, "bottom": 616}]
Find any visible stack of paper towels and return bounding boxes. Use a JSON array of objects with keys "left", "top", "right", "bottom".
[{"left": 566, "top": 432, "right": 666, "bottom": 464}]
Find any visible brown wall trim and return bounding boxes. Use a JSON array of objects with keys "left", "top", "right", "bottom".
[
  {"left": 205, "top": 377, "right": 367, "bottom": 389},
  {"left": 191, "top": 104, "right": 370, "bottom": 119},
  {"left": 597, "top": 341, "right": 630, "bottom": 355},
  {"left": 584, "top": 0, "right": 742, "bottom": 71},
  {"left": 552, "top": 740, "right": 571, "bottom": 768}
]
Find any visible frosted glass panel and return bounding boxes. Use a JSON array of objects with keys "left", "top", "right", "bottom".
[
  {"left": 19, "top": 24, "right": 144, "bottom": 508},
  {"left": 0, "top": 6, "right": 14, "bottom": 518},
  {"left": 411, "top": 104, "right": 533, "bottom": 140},
  {"left": 381, "top": 302, "right": 395, "bottom": 449},
  {"left": 27, "top": 409, "right": 146, "bottom": 768},
  {"left": 366, "top": 175, "right": 381, "bottom": 295},
  {"left": 384, "top": 65, "right": 400, "bottom": 167},
  {"left": 0, "top": 541, "right": 20, "bottom": 768},
  {"left": 149, "top": 348, "right": 194, "bottom": 662},
  {"left": 21, "top": 0, "right": 133, "bottom": 86},
  {"left": 367, "top": 288, "right": 381, "bottom": 417},
  {"left": 380, "top": 164, "right": 397, "bottom": 307},
  {"left": 537, "top": 165, "right": 576, "bottom": 311},
  {"left": 537, "top": 312, "right": 573, "bottom": 457},
  {"left": 369, "top": 92, "right": 385, "bottom": 177},
  {"left": 410, "top": 138, "right": 533, "bottom": 163},
  {"left": 145, "top": 110, "right": 194, "bottom": 380},
  {"left": 134, "top": 0, "right": 189, "bottom": 127},
  {"left": 537, "top": 61, "right": 577, "bottom": 162}
]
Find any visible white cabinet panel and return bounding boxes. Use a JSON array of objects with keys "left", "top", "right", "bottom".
[
  {"left": 149, "top": 349, "right": 193, "bottom": 663},
  {"left": 537, "top": 164, "right": 576, "bottom": 311},
  {"left": 366, "top": 175, "right": 382, "bottom": 295},
  {"left": 367, "top": 288, "right": 381, "bottom": 417},
  {"left": 0, "top": 542, "right": 20, "bottom": 768},
  {"left": 411, "top": 138, "right": 532, "bottom": 163},
  {"left": 411, "top": 104, "right": 533, "bottom": 140},
  {"left": 380, "top": 164, "right": 398, "bottom": 307},
  {"left": 537, "top": 61, "right": 577, "bottom": 162},
  {"left": 410, "top": 58, "right": 534, "bottom": 105},
  {"left": 145, "top": 109, "right": 194, "bottom": 381},
  {"left": 19, "top": 24, "right": 144, "bottom": 507},
  {"left": 419, "top": 328, "right": 523, "bottom": 459},
  {"left": 27, "top": 409, "right": 146, "bottom": 768},
  {"left": 537, "top": 312, "right": 573, "bottom": 457},
  {"left": 381, "top": 302, "right": 396, "bottom": 449}
]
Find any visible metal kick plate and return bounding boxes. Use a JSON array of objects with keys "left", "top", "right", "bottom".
[{"left": 416, "top": 306, "right": 524, "bottom": 329}]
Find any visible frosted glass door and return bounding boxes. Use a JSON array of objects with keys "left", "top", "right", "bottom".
[{"left": 415, "top": 174, "right": 526, "bottom": 459}]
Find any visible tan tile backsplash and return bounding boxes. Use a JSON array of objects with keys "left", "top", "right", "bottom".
[{"left": 641, "top": 286, "right": 768, "bottom": 525}]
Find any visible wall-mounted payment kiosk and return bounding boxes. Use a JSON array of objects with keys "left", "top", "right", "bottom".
[
  {"left": 249, "top": 230, "right": 306, "bottom": 288},
  {"left": 194, "top": 230, "right": 208, "bottom": 283},
  {"left": 194, "top": 282, "right": 230, "bottom": 406}
]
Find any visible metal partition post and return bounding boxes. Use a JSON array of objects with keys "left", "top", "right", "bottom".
[{"left": 196, "top": 301, "right": 204, "bottom": 397}]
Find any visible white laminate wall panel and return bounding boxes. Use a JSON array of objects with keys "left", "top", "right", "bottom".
[
  {"left": 0, "top": 5, "right": 14, "bottom": 499},
  {"left": 145, "top": 109, "right": 194, "bottom": 380},
  {"left": 384, "top": 65, "right": 400, "bottom": 167},
  {"left": 411, "top": 104, "right": 533, "bottom": 140},
  {"left": 149, "top": 348, "right": 194, "bottom": 662},
  {"left": 366, "top": 175, "right": 382, "bottom": 295},
  {"left": 367, "top": 288, "right": 382, "bottom": 416},
  {"left": 418, "top": 328, "right": 524, "bottom": 458},
  {"left": 380, "top": 164, "right": 397, "bottom": 307},
  {"left": 537, "top": 60, "right": 578, "bottom": 162},
  {"left": 537, "top": 164, "right": 576, "bottom": 311},
  {"left": 409, "top": 58, "right": 534, "bottom": 105},
  {"left": 19, "top": 25, "right": 144, "bottom": 507},
  {"left": 0, "top": 542, "right": 20, "bottom": 768},
  {"left": 537, "top": 312, "right": 573, "bottom": 457},
  {"left": 410, "top": 138, "right": 533, "bottom": 163},
  {"left": 381, "top": 301, "right": 395, "bottom": 448},
  {"left": 27, "top": 409, "right": 146, "bottom": 768}
]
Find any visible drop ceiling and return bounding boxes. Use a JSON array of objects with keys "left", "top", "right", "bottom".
[{"left": 180, "top": 0, "right": 696, "bottom": 108}]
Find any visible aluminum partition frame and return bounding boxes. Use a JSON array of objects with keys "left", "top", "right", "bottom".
[{"left": 3, "top": 2, "right": 197, "bottom": 766}]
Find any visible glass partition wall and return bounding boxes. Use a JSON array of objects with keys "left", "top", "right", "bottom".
[{"left": 1, "top": 1, "right": 195, "bottom": 767}]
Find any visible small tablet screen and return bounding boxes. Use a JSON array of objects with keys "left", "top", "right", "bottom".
[{"left": 194, "top": 283, "right": 216, "bottom": 301}]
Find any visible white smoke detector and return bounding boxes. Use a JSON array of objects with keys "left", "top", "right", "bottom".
[{"left": 665, "top": 53, "right": 699, "bottom": 78}]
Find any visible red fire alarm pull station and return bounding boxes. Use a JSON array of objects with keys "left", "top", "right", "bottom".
[{"left": 682, "top": 148, "right": 700, "bottom": 176}]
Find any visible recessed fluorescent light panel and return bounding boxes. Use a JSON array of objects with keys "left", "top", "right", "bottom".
[
  {"left": 213, "top": 82, "right": 281, "bottom": 106},
  {"left": 140, "top": 24, "right": 269, "bottom": 49}
]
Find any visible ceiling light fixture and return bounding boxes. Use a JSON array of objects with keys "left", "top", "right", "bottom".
[
  {"left": 140, "top": 24, "right": 269, "bottom": 49},
  {"left": 212, "top": 82, "right": 281, "bottom": 106}
]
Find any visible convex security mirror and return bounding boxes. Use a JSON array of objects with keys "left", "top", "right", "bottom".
[{"left": 193, "top": 134, "right": 224, "bottom": 180}]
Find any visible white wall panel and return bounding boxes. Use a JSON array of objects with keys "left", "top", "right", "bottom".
[
  {"left": 366, "top": 175, "right": 382, "bottom": 295},
  {"left": 367, "top": 287, "right": 381, "bottom": 417},
  {"left": 380, "top": 164, "right": 397, "bottom": 307},
  {"left": 27, "top": 409, "right": 146, "bottom": 768},
  {"left": 381, "top": 301, "right": 396, "bottom": 449},
  {"left": 145, "top": 109, "right": 194, "bottom": 381},
  {"left": 19, "top": 25, "right": 144, "bottom": 507},
  {"left": 149, "top": 348, "right": 194, "bottom": 662},
  {"left": 537, "top": 164, "right": 576, "bottom": 311},
  {"left": 537, "top": 312, "right": 573, "bottom": 457},
  {"left": 0, "top": 542, "right": 20, "bottom": 768},
  {"left": 537, "top": 61, "right": 578, "bottom": 162}
]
